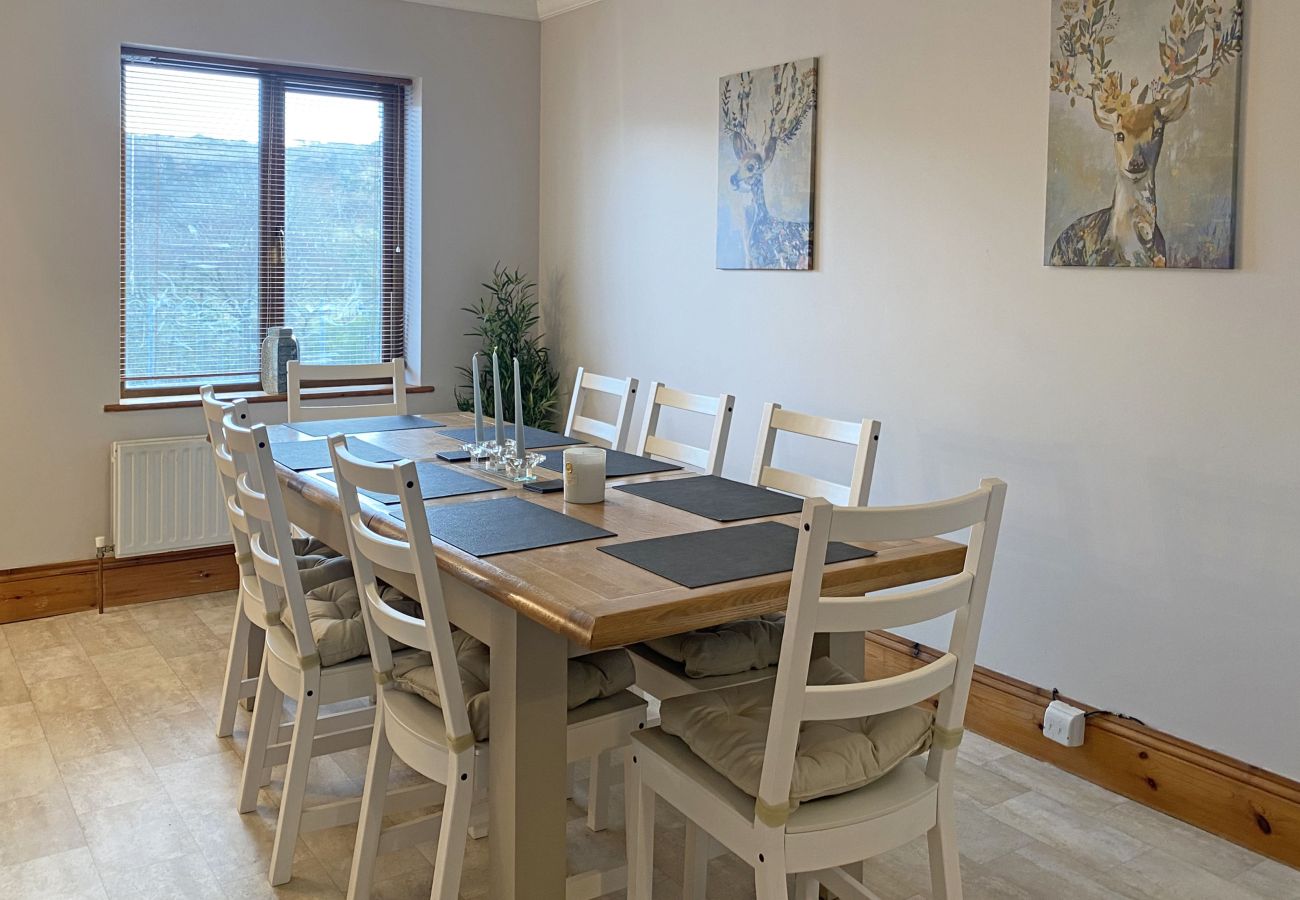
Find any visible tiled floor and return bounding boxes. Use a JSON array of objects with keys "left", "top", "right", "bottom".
[{"left": 1, "top": 591, "right": 1297, "bottom": 900}]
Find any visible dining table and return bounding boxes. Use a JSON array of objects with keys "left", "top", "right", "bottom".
[{"left": 267, "top": 410, "right": 966, "bottom": 900}]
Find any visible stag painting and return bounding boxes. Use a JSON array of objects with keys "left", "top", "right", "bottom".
[
  {"left": 717, "top": 58, "right": 817, "bottom": 270},
  {"left": 1045, "top": 0, "right": 1243, "bottom": 268}
]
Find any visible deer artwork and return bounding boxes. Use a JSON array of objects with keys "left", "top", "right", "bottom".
[
  {"left": 1048, "top": 0, "right": 1243, "bottom": 267},
  {"left": 719, "top": 61, "right": 817, "bottom": 270}
]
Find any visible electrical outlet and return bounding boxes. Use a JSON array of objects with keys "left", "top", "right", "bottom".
[{"left": 1043, "top": 700, "right": 1086, "bottom": 747}]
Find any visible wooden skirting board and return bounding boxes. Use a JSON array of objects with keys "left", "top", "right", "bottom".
[
  {"left": 0, "top": 545, "right": 238, "bottom": 624},
  {"left": 867, "top": 631, "right": 1300, "bottom": 870}
]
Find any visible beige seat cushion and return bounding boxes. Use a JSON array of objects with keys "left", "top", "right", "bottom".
[
  {"left": 391, "top": 634, "right": 636, "bottom": 742},
  {"left": 283, "top": 579, "right": 419, "bottom": 668},
  {"left": 659, "top": 656, "right": 934, "bottom": 804},
  {"left": 643, "top": 615, "right": 785, "bottom": 678}
]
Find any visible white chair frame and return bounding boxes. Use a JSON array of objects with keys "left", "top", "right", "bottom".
[
  {"left": 629, "top": 403, "right": 883, "bottom": 703},
  {"left": 329, "top": 434, "right": 650, "bottom": 900},
  {"left": 224, "top": 413, "right": 437, "bottom": 886},
  {"left": 286, "top": 357, "right": 408, "bottom": 423},
  {"left": 633, "top": 382, "right": 734, "bottom": 476},
  {"left": 628, "top": 480, "right": 1007, "bottom": 900},
  {"left": 564, "top": 366, "right": 638, "bottom": 450}
]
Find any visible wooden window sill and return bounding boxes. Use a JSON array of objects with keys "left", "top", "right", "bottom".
[{"left": 104, "top": 384, "right": 435, "bottom": 413}]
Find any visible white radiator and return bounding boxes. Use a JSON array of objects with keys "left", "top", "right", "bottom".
[{"left": 111, "top": 436, "right": 228, "bottom": 558}]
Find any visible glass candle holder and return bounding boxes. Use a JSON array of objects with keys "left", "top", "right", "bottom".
[{"left": 506, "top": 451, "right": 545, "bottom": 483}]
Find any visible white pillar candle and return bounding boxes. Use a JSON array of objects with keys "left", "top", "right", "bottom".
[
  {"left": 491, "top": 351, "right": 504, "bottom": 445},
  {"left": 513, "top": 357, "right": 525, "bottom": 456},
  {"left": 471, "top": 352, "right": 484, "bottom": 444},
  {"left": 563, "top": 447, "right": 606, "bottom": 504}
]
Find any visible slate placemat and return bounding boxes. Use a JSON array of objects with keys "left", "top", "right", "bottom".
[
  {"left": 615, "top": 475, "right": 804, "bottom": 522},
  {"left": 271, "top": 437, "right": 403, "bottom": 472},
  {"left": 288, "top": 415, "right": 444, "bottom": 437},
  {"left": 437, "top": 425, "right": 585, "bottom": 449},
  {"left": 386, "top": 496, "right": 615, "bottom": 557},
  {"left": 317, "top": 461, "right": 503, "bottom": 504},
  {"left": 534, "top": 448, "right": 682, "bottom": 479},
  {"left": 598, "top": 521, "right": 875, "bottom": 589}
]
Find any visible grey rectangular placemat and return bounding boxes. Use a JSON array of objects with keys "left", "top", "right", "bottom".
[
  {"left": 387, "top": 496, "right": 614, "bottom": 557},
  {"left": 535, "top": 448, "right": 682, "bottom": 478},
  {"left": 615, "top": 475, "right": 803, "bottom": 522},
  {"left": 598, "top": 521, "right": 875, "bottom": 589},
  {"left": 271, "top": 437, "right": 402, "bottom": 472},
  {"left": 288, "top": 415, "right": 444, "bottom": 437},
  {"left": 318, "top": 461, "right": 503, "bottom": 503},
  {"left": 437, "top": 425, "right": 584, "bottom": 449}
]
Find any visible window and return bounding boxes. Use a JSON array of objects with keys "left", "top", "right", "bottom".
[{"left": 120, "top": 48, "right": 408, "bottom": 396}]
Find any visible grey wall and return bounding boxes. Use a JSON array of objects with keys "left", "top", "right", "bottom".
[
  {"left": 540, "top": 0, "right": 1300, "bottom": 778},
  {"left": 0, "top": 0, "right": 539, "bottom": 568}
]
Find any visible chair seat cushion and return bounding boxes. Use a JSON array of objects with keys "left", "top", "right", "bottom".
[
  {"left": 390, "top": 634, "right": 636, "bottom": 742},
  {"left": 659, "top": 656, "right": 934, "bottom": 804},
  {"left": 284, "top": 579, "right": 418, "bottom": 668},
  {"left": 642, "top": 615, "right": 785, "bottom": 678}
]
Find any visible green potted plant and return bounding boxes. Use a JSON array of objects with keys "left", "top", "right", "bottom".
[{"left": 455, "top": 264, "right": 562, "bottom": 430}]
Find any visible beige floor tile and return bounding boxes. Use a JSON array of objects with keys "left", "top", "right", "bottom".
[
  {"left": 0, "top": 701, "right": 45, "bottom": 750},
  {"left": 993, "top": 841, "right": 1144, "bottom": 899},
  {"left": 89, "top": 644, "right": 173, "bottom": 682},
  {"left": 985, "top": 790, "right": 1147, "bottom": 869},
  {"left": 302, "top": 818, "right": 432, "bottom": 890},
  {"left": 68, "top": 612, "right": 153, "bottom": 658},
  {"left": 38, "top": 705, "right": 140, "bottom": 763},
  {"left": 3, "top": 617, "right": 80, "bottom": 657},
  {"left": 219, "top": 854, "right": 345, "bottom": 899},
  {"left": 97, "top": 852, "right": 225, "bottom": 900},
  {"left": 953, "top": 793, "right": 1036, "bottom": 864},
  {"left": 983, "top": 752, "right": 1128, "bottom": 817},
  {"left": 0, "top": 739, "right": 62, "bottom": 803},
  {"left": 959, "top": 731, "right": 1017, "bottom": 765},
  {"left": 14, "top": 643, "right": 98, "bottom": 686},
  {"left": 28, "top": 672, "right": 117, "bottom": 717},
  {"left": 954, "top": 755, "right": 1030, "bottom": 808},
  {"left": 79, "top": 794, "right": 201, "bottom": 877},
  {"left": 193, "top": 606, "right": 239, "bottom": 640},
  {"left": 165, "top": 647, "right": 228, "bottom": 695},
  {"left": 0, "top": 648, "right": 30, "bottom": 707},
  {"left": 146, "top": 621, "right": 227, "bottom": 659},
  {"left": 0, "top": 846, "right": 106, "bottom": 899},
  {"left": 1236, "top": 858, "right": 1300, "bottom": 898},
  {"left": 1110, "top": 848, "right": 1270, "bottom": 900},
  {"left": 58, "top": 745, "right": 162, "bottom": 816},
  {"left": 128, "top": 706, "right": 225, "bottom": 768},
  {"left": 182, "top": 804, "right": 321, "bottom": 885},
  {"left": 111, "top": 673, "right": 202, "bottom": 730},
  {"left": 128, "top": 598, "right": 209, "bottom": 634},
  {"left": 1097, "top": 799, "right": 1267, "bottom": 880},
  {"left": 0, "top": 785, "right": 86, "bottom": 867}
]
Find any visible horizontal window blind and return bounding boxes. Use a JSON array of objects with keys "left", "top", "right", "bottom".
[{"left": 120, "top": 48, "right": 408, "bottom": 395}]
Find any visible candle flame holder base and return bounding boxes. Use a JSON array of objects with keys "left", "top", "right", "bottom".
[{"left": 505, "top": 451, "right": 545, "bottom": 483}]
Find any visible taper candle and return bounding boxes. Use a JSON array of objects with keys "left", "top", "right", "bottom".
[
  {"left": 471, "top": 352, "right": 484, "bottom": 444},
  {"left": 491, "top": 351, "right": 504, "bottom": 445},
  {"left": 513, "top": 356, "right": 525, "bottom": 456}
]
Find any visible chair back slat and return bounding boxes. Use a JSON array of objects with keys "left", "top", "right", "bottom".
[
  {"left": 753, "top": 479, "right": 1007, "bottom": 825},
  {"left": 750, "top": 402, "right": 880, "bottom": 506},
  {"left": 829, "top": 488, "right": 990, "bottom": 543},
  {"left": 802, "top": 654, "right": 958, "bottom": 721},
  {"left": 816, "top": 572, "right": 974, "bottom": 634},
  {"left": 287, "top": 358, "right": 408, "bottom": 423},
  {"left": 564, "top": 366, "right": 638, "bottom": 450},
  {"left": 634, "top": 381, "right": 734, "bottom": 476},
  {"left": 200, "top": 387, "right": 253, "bottom": 567},
  {"left": 328, "top": 435, "right": 476, "bottom": 748}
]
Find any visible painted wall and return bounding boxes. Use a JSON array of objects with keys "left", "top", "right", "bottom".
[
  {"left": 0, "top": 0, "right": 539, "bottom": 568},
  {"left": 540, "top": 0, "right": 1300, "bottom": 778}
]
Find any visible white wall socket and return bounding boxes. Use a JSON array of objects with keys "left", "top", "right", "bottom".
[{"left": 1043, "top": 699, "right": 1086, "bottom": 747}]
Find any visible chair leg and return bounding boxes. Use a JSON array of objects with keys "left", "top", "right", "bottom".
[
  {"left": 238, "top": 655, "right": 279, "bottom": 813},
  {"left": 682, "top": 820, "right": 709, "bottom": 900},
  {"left": 346, "top": 705, "right": 394, "bottom": 900},
  {"left": 794, "top": 873, "right": 819, "bottom": 900},
  {"left": 622, "top": 748, "right": 637, "bottom": 889},
  {"left": 216, "top": 597, "right": 251, "bottom": 738},
  {"left": 429, "top": 757, "right": 475, "bottom": 900},
  {"left": 754, "top": 857, "right": 789, "bottom": 900},
  {"left": 628, "top": 754, "right": 655, "bottom": 900},
  {"left": 586, "top": 750, "right": 612, "bottom": 832},
  {"left": 927, "top": 794, "right": 963, "bottom": 900},
  {"left": 269, "top": 684, "right": 321, "bottom": 885}
]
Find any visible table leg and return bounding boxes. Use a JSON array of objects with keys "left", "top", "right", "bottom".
[{"left": 489, "top": 606, "right": 569, "bottom": 900}]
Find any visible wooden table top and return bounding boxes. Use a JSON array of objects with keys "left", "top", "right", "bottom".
[{"left": 272, "top": 411, "right": 966, "bottom": 650}]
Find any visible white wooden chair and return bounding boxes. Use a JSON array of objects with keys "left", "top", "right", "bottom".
[
  {"left": 223, "top": 412, "right": 428, "bottom": 886},
  {"left": 329, "top": 434, "right": 650, "bottom": 900},
  {"left": 286, "top": 357, "right": 407, "bottom": 423},
  {"left": 633, "top": 382, "right": 735, "bottom": 476},
  {"left": 629, "top": 404, "right": 882, "bottom": 702},
  {"left": 564, "top": 366, "right": 638, "bottom": 450},
  {"left": 628, "top": 480, "right": 1007, "bottom": 900}
]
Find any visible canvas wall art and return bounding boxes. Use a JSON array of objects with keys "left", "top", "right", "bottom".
[
  {"left": 717, "top": 58, "right": 817, "bottom": 270},
  {"left": 1045, "top": 0, "right": 1244, "bottom": 268}
]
